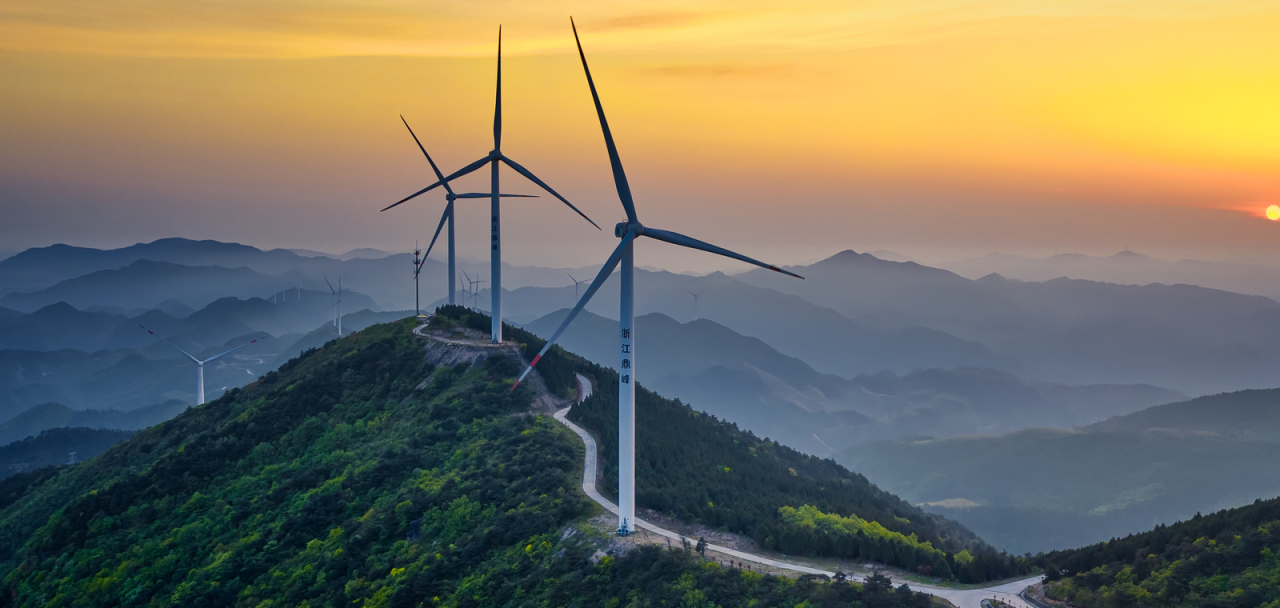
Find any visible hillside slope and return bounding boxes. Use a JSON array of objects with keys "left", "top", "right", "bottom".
[
  {"left": 0, "top": 315, "right": 947, "bottom": 606},
  {"left": 1037, "top": 496, "right": 1280, "bottom": 608}
]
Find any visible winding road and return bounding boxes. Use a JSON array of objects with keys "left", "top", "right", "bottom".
[{"left": 557, "top": 373, "right": 1041, "bottom": 608}]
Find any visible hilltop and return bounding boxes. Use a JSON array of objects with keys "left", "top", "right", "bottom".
[{"left": 0, "top": 309, "right": 988, "bottom": 606}]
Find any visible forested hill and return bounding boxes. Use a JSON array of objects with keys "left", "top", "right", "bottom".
[
  {"left": 564, "top": 343, "right": 1025, "bottom": 583},
  {"left": 0, "top": 315, "right": 939, "bottom": 607},
  {"left": 1037, "top": 495, "right": 1280, "bottom": 607}
]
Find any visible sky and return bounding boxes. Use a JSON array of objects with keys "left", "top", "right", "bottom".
[{"left": 2, "top": 0, "right": 1279, "bottom": 272}]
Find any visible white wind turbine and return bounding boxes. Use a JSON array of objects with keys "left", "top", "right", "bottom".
[
  {"left": 688, "top": 289, "right": 706, "bottom": 320},
  {"left": 399, "top": 116, "right": 538, "bottom": 307},
  {"left": 325, "top": 276, "right": 345, "bottom": 336},
  {"left": 139, "top": 324, "right": 265, "bottom": 405},
  {"left": 381, "top": 27, "right": 600, "bottom": 344},
  {"left": 568, "top": 272, "right": 588, "bottom": 303},
  {"left": 513, "top": 20, "right": 803, "bottom": 536}
]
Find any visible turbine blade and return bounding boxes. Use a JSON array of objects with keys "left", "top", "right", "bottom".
[
  {"left": 400, "top": 115, "right": 455, "bottom": 196},
  {"left": 423, "top": 200, "right": 453, "bottom": 263},
  {"left": 324, "top": 276, "right": 335, "bottom": 294},
  {"left": 494, "top": 25, "right": 502, "bottom": 150},
  {"left": 204, "top": 337, "right": 266, "bottom": 363},
  {"left": 453, "top": 192, "right": 540, "bottom": 199},
  {"left": 643, "top": 227, "right": 804, "bottom": 279},
  {"left": 138, "top": 324, "right": 200, "bottom": 364},
  {"left": 381, "top": 156, "right": 489, "bottom": 212},
  {"left": 570, "top": 18, "right": 638, "bottom": 224},
  {"left": 512, "top": 233, "right": 634, "bottom": 391},
  {"left": 500, "top": 155, "right": 600, "bottom": 230}
]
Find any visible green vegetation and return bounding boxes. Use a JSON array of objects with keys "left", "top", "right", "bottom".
[
  {"left": 566, "top": 346, "right": 1027, "bottom": 582},
  {"left": 1038, "top": 496, "right": 1280, "bottom": 608},
  {"left": 776, "top": 505, "right": 953, "bottom": 578},
  {"left": 0, "top": 314, "right": 939, "bottom": 606}
]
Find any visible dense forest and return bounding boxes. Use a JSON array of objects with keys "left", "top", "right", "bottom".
[
  {"left": 540, "top": 311, "right": 1028, "bottom": 583},
  {"left": 1038, "top": 495, "right": 1280, "bottom": 607},
  {"left": 0, "top": 315, "right": 939, "bottom": 606}
]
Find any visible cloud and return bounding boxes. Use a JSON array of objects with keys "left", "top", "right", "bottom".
[
  {"left": 592, "top": 11, "right": 708, "bottom": 31},
  {"left": 644, "top": 63, "right": 794, "bottom": 79}
]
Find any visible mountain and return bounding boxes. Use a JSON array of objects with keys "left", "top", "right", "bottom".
[
  {"left": 0, "top": 427, "right": 135, "bottom": 480},
  {"left": 836, "top": 388, "right": 1280, "bottom": 554},
  {"left": 738, "top": 250, "right": 1280, "bottom": 394},
  {"left": 526, "top": 310, "right": 1181, "bottom": 455},
  {"left": 1035, "top": 495, "right": 1280, "bottom": 608},
  {"left": 485, "top": 268, "right": 1005, "bottom": 378},
  {"left": 941, "top": 249, "right": 1280, "bottom": 301},
  {"left": 1086, "top": 387, "right": 1280, "bottom": 441},
  {"left": 0, "top": 313, "right": 966, "bottom": 606},
  {"left": 0, "top": 260, "right": 379, "bottom": 313},
  {"left": 0, "top": 401, "right": 186, "bottom": 447}
]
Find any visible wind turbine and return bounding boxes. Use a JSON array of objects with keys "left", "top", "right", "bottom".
[
  {"left": 688, "top": 289, "right": 705, "bottom": 320},
  {"left": 139, "top": 324, "right": 265, "bottom": 405},
  {"left": 568, "top": 272, "right": 587, "bottom": 303},
  {"left": 381, "top": 27, "right": 601, "bottom": 344},
  {"left": 399, "top": 116, "right": 539, "bottom": 307},
  {"left": 513, "top": 21, "right": 803, "bottom": 537},
  {"left": 325, "top": 276, "right": 345, "bottom": 336}
]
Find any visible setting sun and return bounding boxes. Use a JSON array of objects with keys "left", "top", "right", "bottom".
[{"left": 1267, "top": 205, "right": 1280, "bottom": 221}]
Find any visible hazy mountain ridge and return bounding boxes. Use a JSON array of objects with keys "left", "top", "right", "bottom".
[
  {"left": 527, "top": 310, "right": 1181, "bottom": 455},
  {"left": 0, "top": 401, "right": 186, "bottom": 447},
  {"left": 0, "top": 427, "right": 136, "bottom": 480},
  {"left": 941, "top": 249, "right": 1280, "bottom": 301},
  {"left": 837, "top": 387, "right": 1280, "bottom": 553},
  {"left": 739, "top": 250, "right": 1280, "bottom": 394}
]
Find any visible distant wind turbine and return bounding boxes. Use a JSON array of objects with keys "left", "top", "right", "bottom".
[
  {"left": 381, "top": 26, "right": 600, "bottom": 344},
  {"left": 568, "top": 272, "right": 588, "bottom": 302},
  {"left": 399, "top": 116, "right": 538, "bottom": 307},
  {"left": 139, "top": 324, "right": 265, "bottom": 405},
  {"left": 325, "top": 276, "right": 345, "bottom": 336},
  {"left": 688, "top": 289, "right": 705, "bottom": 320},
  {"left": 413, "top": 242, "right": 423, "bottom": 316},
  {"left": 513, "top": 20, "right": 803, "bottom": 537}
]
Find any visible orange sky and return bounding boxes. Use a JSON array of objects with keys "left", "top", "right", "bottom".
[{"left": 2, "top": 0, "right": 1279, "bottom": 269}]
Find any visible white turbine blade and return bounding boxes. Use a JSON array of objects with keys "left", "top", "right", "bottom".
[
  {"left": 138, "top": 324, "right": 200, "bottom": 364},
  {"left": 204, "top": 336, "right": 266, "bottom": 363},
  {"left": 499, "top": 155, "right": 600, "bottom": 230},
  {"left": 570, "top": 18, "right": 638, "bottom": 224},
  {"left": 400, "top": 115, "right": 456, "bottom": 196},
  {"left": 494, "top": 25, "right": 502, "bottom": 150},
  {"left": 512, "top": 233, "right": 635, "bottom": 390},
  {"left": 423, "top": 200, "right": 453, "bottom": 263},
  {"left": 381, "top": 156, "right": 489, "bottom": 212},
  {"left": 453, "top": 192, "right": 539, "bottom": 199},
  {"left": 324, "top": 276, "right": 335, "bottom": 294},
  {"left": 643, "top": 227, "right": 804, "bottom": 279}
]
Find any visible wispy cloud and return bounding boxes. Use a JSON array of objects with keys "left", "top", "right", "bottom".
[
  {"left": 592, "top": 11, "right": 709, "bottom": 31},
  {"left": 644, "top": 63, "right": 795, "bottom": 79}
]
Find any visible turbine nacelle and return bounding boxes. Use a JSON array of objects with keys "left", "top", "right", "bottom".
[{"left": 614, "top": 221, "right": 645, "bottom": 238}]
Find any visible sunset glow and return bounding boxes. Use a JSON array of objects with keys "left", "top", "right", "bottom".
[{"left": 2, "top": 0, "right": 1280, "bottom": 264}]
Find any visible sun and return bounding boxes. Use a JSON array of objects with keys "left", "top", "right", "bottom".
[{"left": 1268, "top": 205, "right": 1280, "bottom": 221}]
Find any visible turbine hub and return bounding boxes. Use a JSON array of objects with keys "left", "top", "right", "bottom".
[
  {"left": 488, "top": 149, "right": 501, "bottom": 159},
  {"left": 614, "top": 221, "right": 644, "bottom": 238}
]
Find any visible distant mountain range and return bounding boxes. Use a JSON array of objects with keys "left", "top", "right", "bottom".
[
  {"left": 0, "top": 427, "right": 135, "bottom": 480},
  {"left": 738, "top": 250, "right": 1280, "bottom": 394},
  {"left": 0, "top": 401, "right": 184, "bottom": 447},
  {"left": 526, "top": 310, "right": 1181, "bottom": 455},
  {"left": 837, "top": 388, "right": 1280, "bottom": 553},
  {"left": 939, "top": 249, "right": 1280, "bottom": 301}
]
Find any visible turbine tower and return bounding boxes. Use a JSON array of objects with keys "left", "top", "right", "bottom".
[
  {"left": 382, "top": 26, "right": 600, "bottom": 344},
  {"left": 413, "top": 242, "right": 423, "bottom": 315},
  {"left": 513, "top": 20, "right": 803, "bottom": 537},
  {"left": 568, "top": 272, "right": 587, "bottom": 302},
  {"left": 399, "top": 116, "right": 538, "bottom": 307},
  {"left": 139, "top": 325, "right": 265, "bottom": 405}
]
